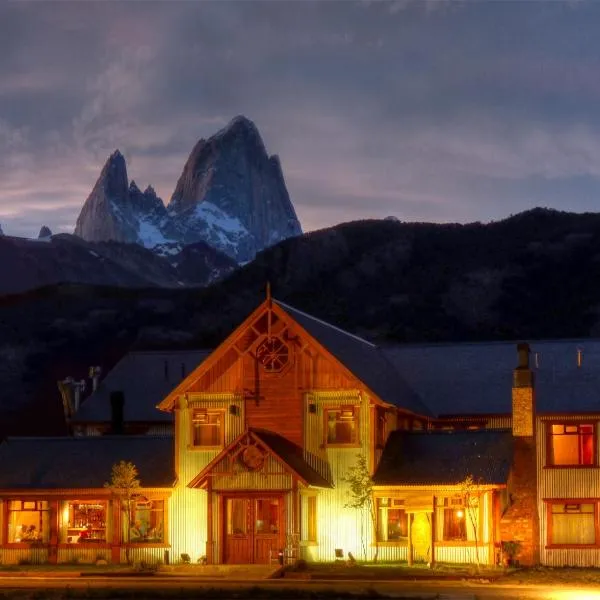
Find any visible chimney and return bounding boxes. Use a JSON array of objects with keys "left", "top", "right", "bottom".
[
  {"left": 89, "top": 366, "right": 102, "bottom": 392},
  {"left": 57, "top": 377, "right": 86, "bottom": 422},
  {"left": 110, "top": 390, "right": 125, "bottom": 435},
  {"left": 512, "top": 342, "right": 535, "bottom": 437}
]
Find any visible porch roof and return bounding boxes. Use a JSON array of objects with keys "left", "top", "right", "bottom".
[
  {"left": 373, "top": 429, "right": 513, "bottom": 486},
  {"left": 250, "top": 429, "right": 333, "bottom": 488},
  {"left": 0, "top": 436, "right": 175, "bottom": 489}
]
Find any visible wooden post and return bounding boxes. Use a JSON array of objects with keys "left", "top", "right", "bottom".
[
  {"left": 207, "top": 479, "right": 214, "bottom": 564},
  {"left": 48, "top": 499, "right": 59, "bottom": 564},
  {"left": 430, "top": 496, "right": 436, "bottom": 568},
  {"left": 407, "top": 513, "right": 413, "bottom": 566},
  {"left": 111, "top": 499, "right": 121, "bottom": 564}
]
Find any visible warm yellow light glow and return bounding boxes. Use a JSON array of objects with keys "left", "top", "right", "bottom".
[
  {"left": 455, "top": 509, "right": 464, "bottom": 519},
  {"left": 552, "top": 591, "right": 600, "bottom": 600}
]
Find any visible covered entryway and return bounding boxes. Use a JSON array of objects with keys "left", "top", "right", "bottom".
[{"left": 223, "top": 495, "right": 283, "bottom": 564}]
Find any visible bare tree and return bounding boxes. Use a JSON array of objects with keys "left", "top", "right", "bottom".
[
  {"left": 105, "top": 460, "right": 140, "bottom": 564},
  {"left": 460, "top": 474, "right": 483, "bottom": 570},
  {"left": 343, "top": 454, "right": 379, "bottom": 564}
]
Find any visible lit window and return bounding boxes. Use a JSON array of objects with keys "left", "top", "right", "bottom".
[
  {"left": 192, "top": 409, "right": 223, "bottom": 447},
  {"left": 300, "top": 495, "right": 317, "bottom": 542},
  {"left": 8, "top": 500, "right": 49, "bottom": 543},
  {"left": 549, "top": 503, "right": 595, "bottom": 545},
  {"left": 62, "top": 501, "right": 107, "bottom": 544},
  {"left": 377, "top": 498, "right": 408, "bottom": 541},
  {"left": 548, "top": 423, "right": 594, "bottom": 466},
  {"left": 128, "top": 498, "right": 165, "bottom": 543},
  {"left": 326, "top": 406, "right": 358, "bottom": 445},
  {"left": 436, "top": 497, "right": 470, "bottom": 542}
]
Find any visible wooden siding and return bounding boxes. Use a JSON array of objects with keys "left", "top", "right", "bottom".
[{"left": 210, "top": 454, "right": 293, "bottom": 491}]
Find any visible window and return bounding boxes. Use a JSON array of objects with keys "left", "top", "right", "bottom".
[
  {"left": 227, "top": 498, "right": 248, "bottom": 535},
  {"left": 326, "top": 406, "right": 358, "bottom": 445},
  {"left": 548, "top": 423, "right": 594, "bottom": 466},
  {"left": 300, "top": 495, "right": 317, "bottom": 542},
  {"left": 549, "top": 503, "right": 596, "bottom": 546},
  {"left": 8, "top": 500, "right": 49, "bottom": 543},
  {"left": 129, "top": 498, "right": 165, "bottom": 543},
  {"left": 192, "top": 409, "right": 223, "bottom": 447},
  {"left": 436, "top": 497, "right": 475, "bottom": 542},
  {"left": 62, "top": 501, "right": 106, "bottom": 544},
  {"left": 377, "top": 498, "right": 408, "bottom": 542}
]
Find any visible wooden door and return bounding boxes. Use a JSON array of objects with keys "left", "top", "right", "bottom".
[
  {"left": 223, "top": 496, "right": 283, "bottom": 564},
  {"left": 224, "top": 498, "right": 252, "bottom": 564},
  {"left": 253, "top": 497, "right": 281, "bottom": 564}
]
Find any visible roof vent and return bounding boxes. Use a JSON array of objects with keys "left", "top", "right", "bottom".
[{"left": 577, "top": 348, "right": 583, "bottom": 368}]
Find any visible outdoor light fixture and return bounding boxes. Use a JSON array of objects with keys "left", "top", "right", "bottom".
[{"left": 455, "top": 509, "right": 464, "bottom": 519}]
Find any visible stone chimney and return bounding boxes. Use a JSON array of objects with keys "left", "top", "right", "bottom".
[
  {"left": 512, "top": 342, "right": 535, "bottom": 437},
  {"left": 500, "top": 342, "right": 539, "bottom": 566},
  {"left": 110, "top": 390, "right": 125, "bottom": 435}
]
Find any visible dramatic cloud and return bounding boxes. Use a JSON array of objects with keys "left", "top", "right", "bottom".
[{"left": 2, "top": 1, "right": 600, "bottom": 237}]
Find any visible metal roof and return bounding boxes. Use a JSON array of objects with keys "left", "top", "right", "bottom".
[
  {"left": 74, "top": 350, "right": 211, "bottom": 423},
  {"left": 384, "top": 339, "right": 600, "bottom": 416},
  {"left": 373, "top": 429, "right": 514, "bottom": 486},
  {"left": 251, "top": 428, "right": 333, "bottom": 488},
  {"left": 276, "top": 301, "right": 432, "bottom": 417},
  {"left": 0, "top": 436, "right": 175, "bottom": 489}
]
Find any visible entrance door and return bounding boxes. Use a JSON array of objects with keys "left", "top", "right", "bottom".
[{"left": 224, "top": 496, "right": 282, "bottom": 564}]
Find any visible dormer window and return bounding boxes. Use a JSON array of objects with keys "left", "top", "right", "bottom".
[
  {"left": 192, "top": 409, "right": 223, "bottom": 447},
  {"left": 326, "top": 406, "right": 358, "bottom": 445}
]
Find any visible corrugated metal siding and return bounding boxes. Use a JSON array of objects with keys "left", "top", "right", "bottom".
[
  {"left": 146, "top": 424, "right": 173, "bottom": 436},
  {"left": 120, "top": 547, "right": 166, "bottom": 565},
  {"left": 0, "top": 547, "right": 48, "bottom": 565},
  {"left": 435, "top": 545, "right": 490, "bottom": 564},
  {"left": 302, "top": 390, "right": 377, "bottom": 561},
  {"left": 537, "top": 416, "right": 600, "bottom": 566},
  {"left": 211, "top": 455, "right": 293, "bottom": 491},
  {"left": 58, "top": 547, "right": 109, "bottom": 564}
]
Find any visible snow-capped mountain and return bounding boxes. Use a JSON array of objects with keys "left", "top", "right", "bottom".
[
  {"left": 73, "top": 116, "right": 303, "bottom": 262},
  {"left": 74, "top": 151, "right": 170, "bottom": 247}
]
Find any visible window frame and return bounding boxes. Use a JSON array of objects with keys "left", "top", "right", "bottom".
[
  {"left": 127, "top": 497, "right": 167, "bottom": 545},
  {"left": 6, "top": 499, "right": 50, "bottom": 545},
  {"left": 300, "top": 493, "right": 318, "bottom": 545},
  {"left": 436, "top": 497, "right": 471, "bottom": 543},
  {"left": 375, "top": 497, "right": 408, "bottom": 544},
  {"left": 190, "top": 408, "right": 225, "bottom": 449},
  {"left": 61, "top": 499, "right": 108, "bottom": 545},
  {"left": 545, "top": 499, "right": 599, "bottom": 548},
  {"left": 546, "top": 421, "right": 596, "bottom": 468},
  {"left": 324, "top": 405, "right": 360, "bottom": 447}
]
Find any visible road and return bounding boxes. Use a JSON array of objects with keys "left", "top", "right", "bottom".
[{"left": 0, "top": 576, "right": 599, "bottom": 600}]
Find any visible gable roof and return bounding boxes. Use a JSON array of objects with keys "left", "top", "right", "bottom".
[
  {"left": 74, "top": 350, "right": 211, "bottom": 423},
  {"left": 373, "top": 429, "right": 513, "bottom": 487},
  {"left": 384, "top": 339, "right": 600, "bottom": 416},
  {"left": 189, "top": 428, "right": 332, "bottom": 489},
  {"left": 275, "top": 301, "right": 431, "bottom": 417},
  {"left": 0, "top": 436, "right": 175, "bottom": 489}
]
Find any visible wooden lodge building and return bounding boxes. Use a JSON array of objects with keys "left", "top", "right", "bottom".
[{"left": 1, "top": 294, "right": 599, "bottom": 567}]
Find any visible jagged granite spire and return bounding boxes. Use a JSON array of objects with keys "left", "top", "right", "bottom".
[
  {"left": 38, "top": 226, "right": 52, "bottom": 239},
  {"left": 168, "top": 115, "right": 302, "bottom": 261}
]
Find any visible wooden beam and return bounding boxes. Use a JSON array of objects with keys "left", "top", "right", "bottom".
[
  {"left": 207, "top": 479, "right": 214, "bottom": 564},
  {"left": 430, "top": 497, "right": 436, "bottom": 568},
  {"left": 407, "top": 513, "right": 413, "bottom": 566}
]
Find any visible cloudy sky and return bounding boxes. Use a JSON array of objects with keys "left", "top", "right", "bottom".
[{"left": 2, "top": 0, "right": 600, "bottom": 237}]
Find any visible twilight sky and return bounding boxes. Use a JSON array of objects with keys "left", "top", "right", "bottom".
[{"left": 2, "top": 0, "right": 600, "bottom": 237}]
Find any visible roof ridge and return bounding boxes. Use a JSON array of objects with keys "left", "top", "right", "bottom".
[
  {"left": 275, "top": 300, "right": 376, "bottom": 348},
  {"left": 4, "top": 435, "right": 169, "bottom": 441}
]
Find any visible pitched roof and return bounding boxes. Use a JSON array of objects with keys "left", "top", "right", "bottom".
[
  {"left": 276, "top": 301, "right": 431, "bottom": 417},
  {"left": 373, "top": 429, "right": 513, "bottom": 486},
  {"left": 0, "top": 436, "right": 175, "bottom": 489},
  {"left": 74, "top": 350, "right": 211, "bottom": 423},
  {"left": 250, "top": 429, "right": 332, "bottom": 488},
  {"left": 384, "top": 339, "right": 600, "bottom": 416}
]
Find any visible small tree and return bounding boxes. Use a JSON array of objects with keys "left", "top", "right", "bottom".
[
  {"left": 105, "top": 460, "right": 140, "bottom": 564},
  {"left": 343, "top": 454, "right": 378, "bottom": 563},
  {"left": 460, "top": 474, "right": 483, "bottom": 570}
]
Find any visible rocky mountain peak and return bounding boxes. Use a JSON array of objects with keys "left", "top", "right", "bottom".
[
  {"left": 74, "top": 116, "right": 302, "bottom": 262},
  {"left": 0, "top": 224, "right": 4, "bottom": 236},
  {"left": 38, "top": 226, "right": 52, "bottom": 239}
]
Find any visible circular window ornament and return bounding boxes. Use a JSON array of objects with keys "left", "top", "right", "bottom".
[
  {"left": 255, "top": 336, "right": 289, "bottom": 373},
  {"left": 241, "top": 445, "right": 265, "bottom": 471}
]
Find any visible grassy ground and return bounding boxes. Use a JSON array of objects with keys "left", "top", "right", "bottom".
[{"left": 500, "top": 566, "right": 600, "bottom": 586}]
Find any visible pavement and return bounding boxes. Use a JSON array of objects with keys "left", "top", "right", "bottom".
[{"left": 0, "top": 574, "right": 599, "bottom": 599}]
